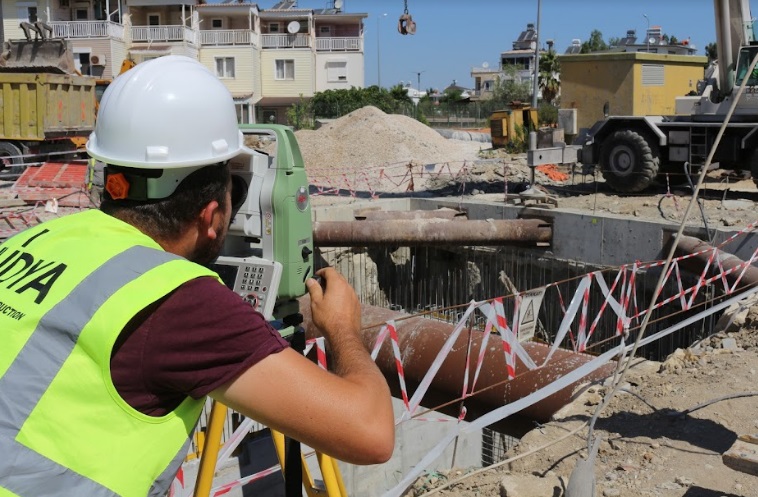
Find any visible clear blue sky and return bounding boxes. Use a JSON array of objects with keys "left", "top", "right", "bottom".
[{"left": 292, "top": 0, "right": 758, "bottom": 91}]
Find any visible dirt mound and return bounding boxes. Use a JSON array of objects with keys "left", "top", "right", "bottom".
[{"left": 294, "top": 106, "right": 483, "bottom": 170}]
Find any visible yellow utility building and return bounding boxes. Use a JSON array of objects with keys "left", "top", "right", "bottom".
[{"left": 559, "top": 52, "right": 708, "bottom": 131}]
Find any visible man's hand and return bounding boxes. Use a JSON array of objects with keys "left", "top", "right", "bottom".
[
  {"left": 305, "top": 268, "right": 362, "bottom": 364},
  {"left": 211, "top": 267, "right": 395, "bottom": 465}
]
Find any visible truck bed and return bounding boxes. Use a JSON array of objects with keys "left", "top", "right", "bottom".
[{"left": 0, "top": 72, "right": 96, "bottom": 142}]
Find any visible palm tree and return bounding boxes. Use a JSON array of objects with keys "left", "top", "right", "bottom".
[
  {"left": 389, "top": 84, "right": 412, "bottom": 104},
  {"left": 538, "top": 47, "right": 561, "bottom": 104}
]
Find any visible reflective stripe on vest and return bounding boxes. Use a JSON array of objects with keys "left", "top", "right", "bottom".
[{"left": 0, "top": 246, "right": 179, "bottom": 497}]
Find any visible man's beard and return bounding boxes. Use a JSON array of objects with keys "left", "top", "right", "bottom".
[{"left": 190, "top": 223, "right": 227, "bottom": 266}]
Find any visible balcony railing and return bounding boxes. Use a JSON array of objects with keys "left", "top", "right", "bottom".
[
  {"left": 49, "top": 20, "right": 124, "bottom": 40},
  {"left": 261, "top": 33, "right": 310, "bottom": 49},
  {"left": 315, "top": 37, "right": 361, "bottom": 52},
  {"left": 199, "top": 29, "right": 257, "bottom": 47},
  {"left": 131, "top": 25, "right": 197, "bottom": 45}
]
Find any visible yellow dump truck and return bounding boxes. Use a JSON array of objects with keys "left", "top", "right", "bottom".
[{"left": 0, "top": 40, "right": 96, "bottom": 179}]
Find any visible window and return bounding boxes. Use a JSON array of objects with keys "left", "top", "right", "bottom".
[
  {"left": 60, "top": 0, "right": 70, "bottom": 7},
  {"left": 236, "top": 103, "right": 253, "bottom": 124},
  {"left": 211, "top": 18, "right": 223, "bottom": 29},
  {"left": 319, "top": 26, "right": 332, "bottom": 36},
  {"left": 269, "top": 23, "right": 280, "bottom": 33},
  {"left": 275, "top": 59, "right": 294, "bottom": 80},
  {"left": 215, "top": 57, "right": 235, "bottom": 78},
  {"left": 75, "top": 8, "right": 88, "bottom": 20},
  {"left": 326, "top": 60, "right": 347, "bottom": 82},
  {"left": 148, "top": 13, "right": 160, "bottom": 26}
]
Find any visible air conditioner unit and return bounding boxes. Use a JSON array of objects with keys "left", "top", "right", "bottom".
[{"left": 89, "top": 54, "right": 106, "bottom": 66}]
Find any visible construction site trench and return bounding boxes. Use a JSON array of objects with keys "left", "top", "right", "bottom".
[{"left": 3, "top": 106, "right": 758, "bottom": 496}]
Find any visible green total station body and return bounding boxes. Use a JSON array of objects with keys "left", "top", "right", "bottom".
[{"left": 220, "top": 124, "right": 314, "bottom": 336}]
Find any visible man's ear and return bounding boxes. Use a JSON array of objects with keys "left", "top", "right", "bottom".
[{"left": 199, "top": 200, "right": 222, "bottom": 240}]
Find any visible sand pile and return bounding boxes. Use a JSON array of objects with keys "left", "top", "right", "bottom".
[{"left": 295, "top": 106, "right": 482, "bottom": 171}]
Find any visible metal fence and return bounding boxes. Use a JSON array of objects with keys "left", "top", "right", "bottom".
[{"left": 317, "top": 245, "right": 718, "bottom": 363}]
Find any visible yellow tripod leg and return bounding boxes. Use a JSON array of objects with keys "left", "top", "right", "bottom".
[
  {"left": 316, "top": 452, "right": 348, "bottom": 497},
  {"left": 271, "top": 429, "right": 322, "bottom": 497},
  {"left": 193, "top": 401, "right": 228, "bottom": 497}
]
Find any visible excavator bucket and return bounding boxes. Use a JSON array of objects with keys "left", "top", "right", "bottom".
[{"left": 0, "top": 39, "right": 77, "bottom": 74}]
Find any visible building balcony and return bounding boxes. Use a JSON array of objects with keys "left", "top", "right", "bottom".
[
  {"left": 199, "top": 29, "right": 258, "bottom": 47},
  {"left": 315, "top": 37, "right": 362, "bottom": 52},
  {"left": 49, "top": 20, "right": 125, "bottom": 40},
  {"left": 261, "top": 33, "right": 310, "bottom": 49},
  {"left": 131, "top": 25, "right": 197, "bottom": 46}
]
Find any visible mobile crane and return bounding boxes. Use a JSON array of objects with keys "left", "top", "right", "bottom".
[{"left": 581, "top": 0, "right": 758, "bottom": 193}]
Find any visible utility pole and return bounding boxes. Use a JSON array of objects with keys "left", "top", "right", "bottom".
[
  {"left": 413, "top": 71, "right": 425, "bottom": 120},
  {"left": 643, "top": 14, "right": 650, "bottom": 52},
  {"left": 531, "top": 0, "right": 541, "bottom": 108},
  {"left": 377, "top": 13, "right": 387, "bottom": 86}
]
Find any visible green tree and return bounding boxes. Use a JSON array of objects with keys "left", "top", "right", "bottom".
[
  {"left": 491, "top": 66, "right": 531, "bottom": 108},
  {"left": 538, "top": 47, "right": 561, "bottom": 104},
  {"left": 441, "top": 88, "right": 464, "bottom": 103},
  {"left": 286, "top": 95, "right": 314, "bottom": 130},
  {"left": 669, "top": 35, "right": 679, "bottom": 45},
  {"left": 706, "top": 42, "right": 718, "bottom": 62},
  {"left": 310, "top": 86, "right": 398, "bottom": 118},
  {"left": 580, "top": 30, "right": 608, "bottom": 53},
  {"left": 389, "top": 84, "right": 412, "bottom": 105},
  {"left": 538, "top": 101, "right": 558, "bottom": 126},
  {"left": 608, "top": 36, "right": 621, "bottom": 48}
]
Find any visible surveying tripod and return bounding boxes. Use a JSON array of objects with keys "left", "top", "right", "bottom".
[{"left": 193, "top": 327, "right": 347, "bottom": 497}]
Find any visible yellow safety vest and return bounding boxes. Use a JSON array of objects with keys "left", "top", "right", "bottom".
[{"left": 0, "top": 210, "right": 219, "bottom": 497}]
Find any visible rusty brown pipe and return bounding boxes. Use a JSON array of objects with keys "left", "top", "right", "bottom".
[
  {"left": 312, "top": 218, "right": 551, "bottom": 247},
  {"left": 671, "top": 235, "right": 758, "bottom": 288},
  {"left": 353, "top": 209, "right": 467, "bottom": 221},
  {"left": 300, "top": 298, "right": 614, "bottom": 429}
]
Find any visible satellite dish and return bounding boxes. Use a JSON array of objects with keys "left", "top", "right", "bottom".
[
  {"left": 482, "top": 61, "right": 489, "bottom": 68},
  {"left": 334, "top": 0, "right": 343, "bottom": 9},
  {"left": 287, "top": 21, "right": 301, "bottom": 34},
  {"left": 649, "top": 37, "right": 656, "bottom": 45},
  {"left": 530, "top": 41, "right": 537, "bottom": 50}
]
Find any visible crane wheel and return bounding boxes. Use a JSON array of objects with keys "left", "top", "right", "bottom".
[{"left": 599, "top": 130, "right": 659, "bottom": 193}]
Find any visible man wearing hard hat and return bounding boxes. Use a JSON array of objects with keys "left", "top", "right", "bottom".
[{"left": 0, "top": 55, "right": 394, "bottom": 497}]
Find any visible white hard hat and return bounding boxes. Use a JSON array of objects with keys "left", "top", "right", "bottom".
[{"left": 87, "top": 55, "right": 247, "bottom": 198}]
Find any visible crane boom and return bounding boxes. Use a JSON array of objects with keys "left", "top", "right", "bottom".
[{"left": 714, "top": 0, "right": 754, "bottom": 99}]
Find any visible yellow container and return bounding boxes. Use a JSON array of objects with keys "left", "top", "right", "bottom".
[{"left": 489, "top": 106, "right": 538, "bottom": 148}]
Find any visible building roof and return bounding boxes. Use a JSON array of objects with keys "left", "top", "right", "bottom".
[
  {"left": 259, "top": 9, "right": 312, "bottom": 19},
  {"left": 255, "top": 96, "right": 304, "bottom": 106},
  {"left": 501, "top": 48, "right": 542, "bottom": 57}
]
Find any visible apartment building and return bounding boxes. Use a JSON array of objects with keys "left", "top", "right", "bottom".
[
  {"left": 257, "top": 0, "right": 365, "bottom": 124},
  {"left": 470, "top": 23, "right": 544, "bottom": 101},
  {"left": 196, "top": 2, "right": 261, "bottom": 124},
  {"left": 1, "top": 0, "right": 366, "bottom": 124}
]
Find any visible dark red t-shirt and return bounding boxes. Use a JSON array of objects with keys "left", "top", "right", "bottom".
[{"left": 111, "top": 277, "right": 289, "bottom": 416}]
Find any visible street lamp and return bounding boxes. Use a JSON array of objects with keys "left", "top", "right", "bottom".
[
  {"left": 531, "top": 0, "right": 541, "bottom": 108},
  {"left": 377, "top": 13, "right": 387, "bottom": 87},
  {"left": 643, "top": 14, "right": 650, "bottom": 52}
]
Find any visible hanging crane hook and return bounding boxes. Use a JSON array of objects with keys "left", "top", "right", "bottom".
[{"left": 397, "top": 0, "right": 416, "bottom": 35}]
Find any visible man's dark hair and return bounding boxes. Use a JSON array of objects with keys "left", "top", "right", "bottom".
[{"left": 100, "top": 163, "right": 231, "bottom": 241}]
